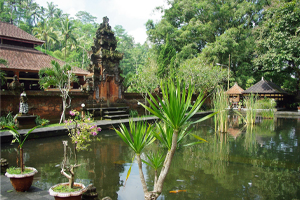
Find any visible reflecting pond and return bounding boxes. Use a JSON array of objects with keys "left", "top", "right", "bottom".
[{"left": 1, "top": 115, "right": 300, "bottom": 200}]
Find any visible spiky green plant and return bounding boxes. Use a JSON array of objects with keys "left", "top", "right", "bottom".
[
  {"left": 141, "top": 79, "right": 214, "bottom": 199},
  {"left": 115, "top": 120, "right": 155, "bottom": 154},
  {"left": 115, "top": 120, "right": 155, "bottom": 189},
  {"left": 115, "top": 79, "right": 215, "bottom": 200},
  {"left": 212, "top": 86, "right": 229, "bottom": 133},
  {"left": 142, "top": 151, "right": 165, "bottom": 184}
]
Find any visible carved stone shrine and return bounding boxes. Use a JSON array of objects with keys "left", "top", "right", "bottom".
[{"left": 83, "top": 16, "right": 124, "bottom": 107}]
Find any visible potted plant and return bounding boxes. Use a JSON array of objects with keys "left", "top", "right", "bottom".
[
  {"left": 49, "top": 110, "right": 101, "bottom": 200},
  {"left": 297, "top": 103, "right": 300, "bottom": 112},
  {"left": 4, "top": 126, "right": 40, "bottom": 192}
]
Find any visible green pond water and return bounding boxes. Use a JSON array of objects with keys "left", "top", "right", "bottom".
[{"left": 1, "top": 115, "right": 300, "bottom": 200}]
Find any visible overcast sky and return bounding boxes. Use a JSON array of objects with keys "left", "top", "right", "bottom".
[{"left": 34, "top": 0, "right": 168, "bottom": 44}]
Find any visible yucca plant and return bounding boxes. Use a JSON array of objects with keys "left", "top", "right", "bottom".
[
  {"left": 116, "top": 79, "right": 215, "bottom": 200},
  {"left": 142, "top": 151, "right": 165, "bottom": 185},
  {"left": 115, "top": 120, "right": 155, "bottom": 191}
]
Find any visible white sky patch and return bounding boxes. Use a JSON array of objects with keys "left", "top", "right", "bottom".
[
  {"left": 128, "top": 27, "right": 148, "bottom": 44},
  {"left": 34, "top": 0, "right": 168, "bottom": 44}
]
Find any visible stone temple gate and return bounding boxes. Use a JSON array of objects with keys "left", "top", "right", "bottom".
[{"left": 82, "top": 16, "right": 124, "bottom": 106}]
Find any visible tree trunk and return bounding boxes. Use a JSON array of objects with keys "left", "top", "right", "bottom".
[
  {"left": 20, "top": 147, "right": 24, "bottom": 173},
  {"left": 136, "top": 154, "right": 148, "bottom": 194},
  {"left": 151, "top": 129, "right": 179, "bottom": 197},
  {"left": 60, "top": 96, "right": 66, "bottom": 124}
]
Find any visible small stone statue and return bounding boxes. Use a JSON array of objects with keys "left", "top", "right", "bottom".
[
  {"left": 19, "top": 91, "right": 28, "bottom": 115},
  {"left": 7, "top": 75, "right": 23, "bottom": 91}
]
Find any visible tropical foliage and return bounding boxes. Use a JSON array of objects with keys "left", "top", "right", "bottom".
[
  {"left": 115, "top": 80, "right": 215, "bottom": 200},
  {"left": 38, "top": 60, "right": 78, "bottom": 123},
  {"left": 4, "top": 125, "right": 40, "bottom": 173},
  {"left": 0, "top": 0, "right": 297, "bottom": 95}
]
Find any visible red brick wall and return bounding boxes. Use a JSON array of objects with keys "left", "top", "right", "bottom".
[{"left": 0, "top": 90, "right": 89, "bottom": 119}]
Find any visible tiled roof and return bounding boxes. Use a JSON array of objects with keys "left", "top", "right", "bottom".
[
  {"left": 0, "top": 21, "right": 44, "bottom": 44},
  {"left": 226, "top": 82, "right": 244, "bottom": 95},
  {"left": 0, "top": 44, "right": 89, "bottom": 75},
  {"left": 242, "top": 77, "right": 287, "bottom": 94}
]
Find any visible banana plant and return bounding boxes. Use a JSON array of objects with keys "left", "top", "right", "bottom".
[{"left": 4, "top": 126, "right": 39, "bottom": 173}]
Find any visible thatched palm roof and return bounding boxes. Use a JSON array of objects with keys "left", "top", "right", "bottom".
[
  {"left": 243, "top": 77, "right": 287, "bottom": 94},
  {"left": 226, "top": 82, "right": 244, "bottom": 95}
]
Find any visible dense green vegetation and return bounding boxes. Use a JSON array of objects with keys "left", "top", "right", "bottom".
[{"left": 1, "top": 0, "right": 299, "bottom": 94}]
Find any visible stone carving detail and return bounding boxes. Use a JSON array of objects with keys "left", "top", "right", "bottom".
[
  {"left": 8, "top": 75, "right": 23, "bottom": 91},
  {"left": 81, "top": 73, "right": 94, "bottom": 93}
]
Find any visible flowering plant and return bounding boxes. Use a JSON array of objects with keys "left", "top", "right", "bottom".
[
  {"left": 65, "top": 110, "right": 101, "bottom": 150},
  {"left": 58, "top": 110, "right": 101, "bottom": 190}
]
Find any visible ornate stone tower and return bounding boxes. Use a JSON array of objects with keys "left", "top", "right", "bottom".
[{"left": 85, "top": 16, "right": 124, "bottom": 106}]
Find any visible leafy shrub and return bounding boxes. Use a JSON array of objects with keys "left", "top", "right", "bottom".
[
  {"left": 35, "top": 115, "right": 50, "bottom": 126},
  {"left": 129, "top": 109, "right": 138, "bottom": 117},
  {"left": 0, "top": 112, "right": 17, "bottom": 129},
  {"left": 257, "top": 98, "right": 276, "bottom": 119}
]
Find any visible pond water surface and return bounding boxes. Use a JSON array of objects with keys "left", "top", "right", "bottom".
[{"left": 1, "top": 115, "right": 300, "bottom": 200}]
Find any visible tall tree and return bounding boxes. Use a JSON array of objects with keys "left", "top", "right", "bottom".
[
  {"left": 45, "top": 2, "right": 57, "bottom": 21},
  {"left": 33, "top": 20, "right": 58, "bottom": 52},
  {"left": 39, "top": 61, "right": 78, "bottom": 123},
  {"left": 253, "top": 0, "right": 300, "bottom": 95},
  {"left": 75, "top": 11, "right": 97, "bottom": 25},
  {"left": 177, "top": 56, "right": 228, "bottom": 93},
  {"left": 60, "top": 16, "right": 77, "bottom": 60},
  {"left": 146, "top": 0, "right": 271, "bottom": 85},
  {"left": 157, "top": 35, "right": 176, "bottom": 80}
]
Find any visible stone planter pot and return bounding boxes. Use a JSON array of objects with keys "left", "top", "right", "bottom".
[
  {"left": 5, "top": 167, "right": 38, "bottom": 192},
  {"left": 49, "top": 182, "right": 87, "bottom": 200}
]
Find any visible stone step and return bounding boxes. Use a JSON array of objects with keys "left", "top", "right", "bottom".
[
  {"left": 103, "top": 114, "right": 130, "bottom": 120},
  {"left": 103, "top": 110, "right": 127, "bottom": 115},
  {"left": 100, "top": 107, "right": 129, "bottom": 111}
]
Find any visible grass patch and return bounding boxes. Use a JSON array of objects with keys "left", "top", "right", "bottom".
[
  {"left": 52, "top": 184, "right": 82, "bottom": 193},
  {"left": 6, "top": 167, "right": 33, "bottom": 174}
]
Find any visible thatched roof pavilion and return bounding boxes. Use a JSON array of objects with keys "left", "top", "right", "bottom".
[
  {"left": 242, "top": 77, "right": 288, "bottom": 101},
  {"left": 226, "top": 82, "right": 244, "bottom": 107}
]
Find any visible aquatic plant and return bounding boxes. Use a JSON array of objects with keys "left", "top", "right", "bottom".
[
  {"left": 257, "top": 98, "right": 276, "bottom": 119},
  {"left": 244, "top": 93, "right": 258, "bottom": 125},
  {"left": 213, "top": 86, "right": 229, "bottom": 133}
]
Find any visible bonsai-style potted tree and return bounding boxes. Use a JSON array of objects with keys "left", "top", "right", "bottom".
[
  {"left": 49, "top": 110, "right": 101, "bottom": 200},
  {"left": 4, "top": 126, "right": 40, "bottom": 192}
]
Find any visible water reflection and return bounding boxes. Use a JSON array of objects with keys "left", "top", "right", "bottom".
[{"left": 1, "top": 116, "right": 300, "bottom": 199}]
